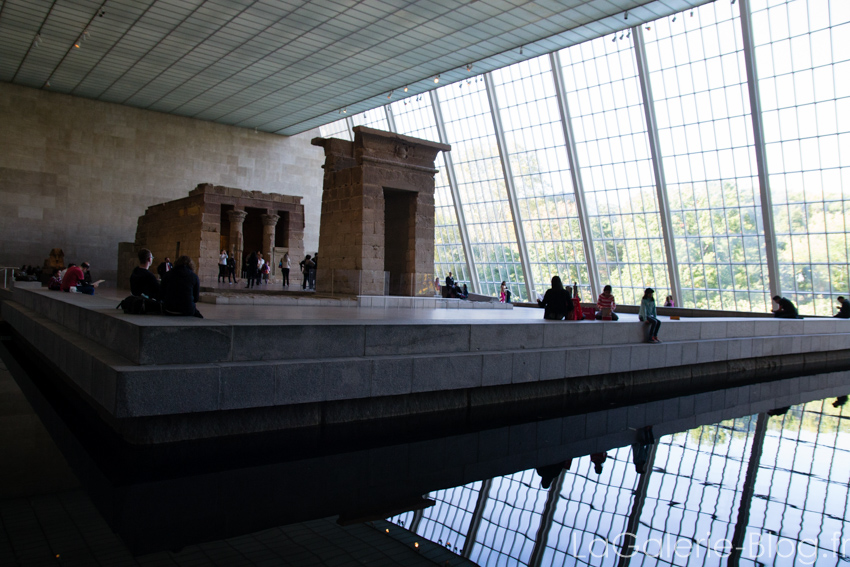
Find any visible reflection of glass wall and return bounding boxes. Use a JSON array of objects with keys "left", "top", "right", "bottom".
[
  {"left": 752, "top": 0, "right": 850, "bottom": 315},
  {"left": 438, "top": 79, "right": 526, "bottom": 300},
  {"left": 559, "top": 34, "right": 670, "bottom": 306},
  {"left": 386, "top": 397, "right": 850, "bottom": 566},
  {"left": 635, "top": 418, "right": 755, "bottom": 565},
  {"left": 315, "top": 0, "right": 848, "bottom": 314},
  {"left": 744, "top": 400, "right": 850, "bottom": 565},
  {"left": 492, "top": 56, "right": 590, "bottom": 299},
  {"left": 543, "top": 447, "right": 637, "bottom": 566},
  {"left": 471, "top": 470, "right": 547, "bottom": 565},
  {"left": 645, "top": 2, "right": 771, "bottom": 312}
]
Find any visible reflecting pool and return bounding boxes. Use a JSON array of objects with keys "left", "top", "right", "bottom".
[
  {"left": 388, "top": 400, "right": 850, "bottom": 566},
  {"left": 2, "top": 335, "right": 849, "bottom": 566}
]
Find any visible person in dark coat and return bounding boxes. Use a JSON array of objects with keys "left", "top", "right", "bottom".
[
  {"left": 161, "top": 255, "right": 202, "bottom": 318},
  {"left": 130, "top": 248, "right": 160, "bottom": 300},
  {"left": 772, "top": 295, "right": 799, "bottom": 319},
  {"left": 835, "top": 296, "right": 850, "bottom": 319},
  {"left": 537, "top": 276, "right": 573, "bottom": 320},
  {"left": 245, "top": 251, "right": 259, "bottom": 289}
]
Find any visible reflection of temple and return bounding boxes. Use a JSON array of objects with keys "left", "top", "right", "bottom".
[{"left": 120, "top": 183, "right": 304, "bottom": 285}]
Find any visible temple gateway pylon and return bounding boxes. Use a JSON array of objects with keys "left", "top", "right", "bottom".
[{"left": 312, "top": 126, "right": 450, "bottom": 296}]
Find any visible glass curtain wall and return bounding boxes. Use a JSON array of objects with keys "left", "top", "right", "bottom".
[
  {"left": 644, "top": 1, "right": 771, "bottom": 312},
  {"left": 559, "top": 34, "right": 671, "bottom": 306},
  {"left": 437, "top": 79, "right": 526, "bottom": 300},
  {"left": 318, "top": 117, "right": 351, "bottom": 140},
  {"left": 390, "top": 95, "right": 472, "bottom": 285},
  {"left": 491, "top": 57, "right": 591, "bottom": 300},
  {"left": 752, "top": 0, "right": 850, "bottom": 315},
  {"left": 313, "top": 0, "right": 848, "bottom": 315},
  {"left": 350, "top": 107, "right": 389, "bottom": 130}
]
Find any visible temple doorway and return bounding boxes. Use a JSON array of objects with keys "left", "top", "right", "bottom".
[{"left": 383, "top": 188, "right": 416, "bottom": 296}]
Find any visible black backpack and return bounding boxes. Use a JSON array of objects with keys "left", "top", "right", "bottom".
[{"left": 117, "top": 295, "right": 162, "bottom": 315}]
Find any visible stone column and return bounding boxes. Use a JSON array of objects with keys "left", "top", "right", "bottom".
[
  {"left": 227, "top": 209, "right": 248, "bottom": 275},
  {"left": 261, "top": 213, "right": 280, "bottom": 274}
]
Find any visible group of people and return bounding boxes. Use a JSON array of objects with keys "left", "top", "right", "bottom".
[
  {"left": 538, "top": 278, "right": 663, "bottom": 343},
  {"left": 300, "top": 254, "right": 316, "bottom": 290},
  {"left": 47, "top": 262, "right": 100, "bottom": 295},
  {"left": 130, "top": 248, "right": 202, "bottom": 317},
  {"left": 244, "top": 250, "right": 270, "bottom": 288},
  {"left": 217, "top": 250, "right": 238, "bottom": 284},
  {"left": 444, "top": 272, "right": 468, "bottom": 299}
]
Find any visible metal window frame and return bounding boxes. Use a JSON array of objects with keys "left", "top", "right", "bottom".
[
  {"left": 550, "top": 51, "right": 602, "bottom": 301},
  {"left": 384, "top": 104, "right": 397, "bottom": 134},
  {"left": 430, "top": 89, "right": 481, "bottom": 292},
  {"left": 633, "top": 25, "right": 683, "bottom": 307},
  {"left": 484, "top": 71, "right": 536, "bottom": 301},
  {"left": 738, "top": 0, "right": 781, "bottom": 300}
]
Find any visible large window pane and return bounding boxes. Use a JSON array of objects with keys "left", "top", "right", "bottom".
[
  {"left": 560, "top": 34, "right": 670, "bottom": 305},
  {"left": 753, "top": 0, "right": 850, "bottom": 315},
  {"left": 437, "top": 78, "right": 526, "bottom": 300},
  {"left": 645, "top": 2, "right": 771, "bottom": 311},
  {"left": 493, "top": 56, "right": 590, "bottom": 300},
  {"left": 390, "top": 95, "right": 471, "bottom": 285}
]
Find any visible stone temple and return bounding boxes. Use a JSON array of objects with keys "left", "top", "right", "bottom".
[
  {"left": 118, "top": 183, "right": 305, "bottom": 286},
  {"left": 312, "top": 126, "right": 450, "bottom": 296}
]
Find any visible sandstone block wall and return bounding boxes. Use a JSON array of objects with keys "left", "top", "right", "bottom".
[
  {"left": 313, "top": 127, "right": 448, "bottom": 296},
  {"left": 128, "top": 184, "right": 305, "bottom": 285},
  {"left": 0, "top": 83, "right": 323, "bottom": 284}
]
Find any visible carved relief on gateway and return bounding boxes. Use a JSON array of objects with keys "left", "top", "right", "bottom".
[{"left": 394, "top": 142, "right": 415, "bottom": 160}]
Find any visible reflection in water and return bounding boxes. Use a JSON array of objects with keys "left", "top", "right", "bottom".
[{"left": 390, "top": 400, "right": 850, "bottom": 566}]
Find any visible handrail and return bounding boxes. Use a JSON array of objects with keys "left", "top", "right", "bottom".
[{"left": 0, "top": 267, "right": 17, "bottom": 291}]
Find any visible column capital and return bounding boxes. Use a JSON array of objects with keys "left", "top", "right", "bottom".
[
  {"left": 261, "top": 213, "right": 280, "bottom": 227},
  {"left": 227, "top": 209, "right": 248, "bottom": 224}
]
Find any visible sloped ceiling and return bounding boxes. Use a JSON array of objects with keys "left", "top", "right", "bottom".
[{"left": 0, "top": 0, "right": 707, "bottom": 135}]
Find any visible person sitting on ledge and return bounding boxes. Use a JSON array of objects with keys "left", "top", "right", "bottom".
[
  {"left": 835, "top": 296, "right": 850, "bottom": 319},
  {"left": 130, "top": 248, "right": 160, "bottom": 300},
  {"left": 595, "top": 284, "right": 619, "bottom": 321},
  {"left": 161, "top": 255, "right": 203, "bottom": 318},
  {"left": 538, "top": 276, "right": 573, "bottom": 320},
  {"left": 60, "top": 262, "right": 96, "bottom": 295},
  {"left": 638, "top": 287, "right": 661, "bottom": 343},
  {"left": 772, "top": 295, "right": 800, "bottom": 319},
  {"left": 47, "top": 268, "right": 62, "bottom": 291}
]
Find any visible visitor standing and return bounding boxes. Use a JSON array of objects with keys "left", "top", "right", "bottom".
[
  {"left": 218, "top": 250, "right": 228, "bottom": 283},
  {"left": 245, "top": 251, "right": 259, "bottom": 289},
  {"left": 280, "top": 252, "right": 291, "bottom": 286},
  {"left": 226, "top": 255, "right": 237, "bottom": 284}
]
